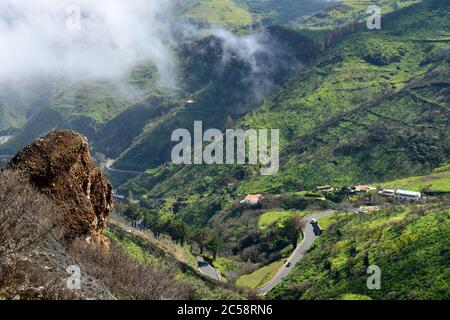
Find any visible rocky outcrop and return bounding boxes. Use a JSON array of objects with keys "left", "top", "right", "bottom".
[{"left": 7, "top": 130, "right": 113, "bottom": 246}]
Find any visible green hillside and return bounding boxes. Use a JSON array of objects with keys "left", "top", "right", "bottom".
[
  {"left": 113, "top": 30, "right": 305, "bottom": 171},
  {"left": 122, "top": 0, "right": 449, "bottom": 200},
  {"left": 291, "top": 0, "right": 422, "bottom": 30},
  {"left": 372, "top": 164, "right": 450, "bottom": 193},
  {"left": 0, "top": 80, "right": 135, "bottom": 154},
  {"left": 238, "top": 0, "right": 334, "bottom": 25},
  {"left": 105, "top": 225, "right": 243, "bottom": 299},
  {"left": 0, "top": 81, "right": 54, "bottom": 131},
  {"left": 185, "top": 0, "right": 254, "bottom": 27},
  {"left": 183, "top": 0, "right": 335, "bottom": 28},
  {"left": 268, "top": 202, "right": 450, "bottom": 300}
]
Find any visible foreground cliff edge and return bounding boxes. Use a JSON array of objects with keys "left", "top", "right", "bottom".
[
  {"left": 0, "top": 130, "right": 114, "bottom": 299},
  {"left": 1, "top": 130, "right": 232, "bottom": 300},
  {"left": 6, "top": 130, "right": 114, "bottom": 247}
]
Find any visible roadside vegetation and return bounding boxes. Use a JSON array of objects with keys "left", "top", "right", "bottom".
[
  {"left": 236, "top": 259, "right": 285, "bottom": 289},
  {"left": 269, "top": 201, "right": 450, "bottom": 300}
]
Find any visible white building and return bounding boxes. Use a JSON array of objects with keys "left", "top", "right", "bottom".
[
  {"left": 378, "top": 189, "right": 396, "bottom": 197},
  {"left": 379, "top": 188, "right": 422, "bottom": 201},
  {"left": 394, "top": 189, "right": 422, "bottom": 201}
]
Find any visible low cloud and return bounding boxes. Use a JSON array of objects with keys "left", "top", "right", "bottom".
[
  {"left": 0, "top": 0, "right": 176, "bottom": 87},
  {"left": 0, "top": 0, "right": 295, "bottom": 99}
]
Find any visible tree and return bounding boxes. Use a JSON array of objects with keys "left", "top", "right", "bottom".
[
  {"left": 392, "top": 0, "right": 399, "bottom": 10},
  {"left": 206, "top": 234, "right": 224, "bottom": 262},
  {"left": 337, "top": 200, "right": 353, "bottom": 214},
  {"left": 0, "top": 171, "right": 58, "bottom": 287},
  {"left": 283, "top": 214, "right": 306, "bottom": 249},
  {"left": 193, "top": 229, "right": 210, "bottom": 255},
  {"left": 225, "top": 115, "right": 234, "bottom": 129},
  {"left": 122, "top": 204, "right": 143, "bottom": 227}
]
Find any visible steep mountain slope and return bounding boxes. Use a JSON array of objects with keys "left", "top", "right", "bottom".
[
  {"left": 120, "top": 0, "right": 449, "bottom": 222},
  {"left": 291, "top": 0, "right": 422, "bottom": 30},
  {"left": 238, "top": 0, "right": 335, "bottom": 25},
  {"left": 182, "top": 0, "right": 335, "bottom": 28},
  {"left": 0, "top": 80, "right": 139, "bottom": 154},
  {"left": 113, "top": 30, "right": 306, "bottom": 171},
  {"left": 1, "top": 27, "right": 307, "bottom": 168},
  {"left": 0, "top": 80, "right": 55, "bottom": 131}
]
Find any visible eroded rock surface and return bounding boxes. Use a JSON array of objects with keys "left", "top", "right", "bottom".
[{"left": 7, "top": 130, "right": 113, "bottom": 246}]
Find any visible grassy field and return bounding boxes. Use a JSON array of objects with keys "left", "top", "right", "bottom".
[
  {"left": 258, "top": 210, "right": 293, "bottom": 230},
  {"left": 269, "top": 203, "right": 450, "bottom": 300},
  {"left": 236, "top": 259, "right": 285, "bottom": 289},
  {"left": 317, "top": 211, "right": 354, "bottom": 230},
  {"left": 339, "top": 293, "right": 372, "bottom": 300},
  {"left": 293, "top": 0, "right": 422, "bottom": 30},
  {"left": 185, "top": 0, "right": 253, "bottom": 27},
  {"left": 372, "top": 165, "right": 450, "bottom": 192},
  {"left": 258, "top": 210, "right": 311, "bottom": 231}
]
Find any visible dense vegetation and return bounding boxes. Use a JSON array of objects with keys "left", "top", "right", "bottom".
[
  {"left": 2, "top": 0, "right": 449, "bottom": 300},
  {"left": 268, "top": 201, "right": 450, "bottom": 300},
  {"left": 120, "top": 0, "right": 449, "bottom": 212},
  {"left": 111, "top": 1, "right": 449, "bottom": 297}
]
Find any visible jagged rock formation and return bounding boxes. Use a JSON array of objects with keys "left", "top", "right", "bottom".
[
  {"left": 7, "top": 130, "right": 113, "bottom": 246},
  {"left": 0, "top": 170, "right": 115, "bottom": 300}
]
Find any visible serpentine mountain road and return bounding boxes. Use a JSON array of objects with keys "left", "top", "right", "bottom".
[
  {"left": 103, "top": 156, "right": 338, "bottom": 292},
  {"left": 105, "top": 159, "right": 145, "bottom": 175},
  {"left": 257, "top": 210, "right": 337, "bottom": 295},
  {"left": 196, "top": 257, "right": 221, "bottom": 282}
]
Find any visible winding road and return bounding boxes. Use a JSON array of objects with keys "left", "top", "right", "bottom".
[
  {"left": 257, "top": 210, "right": 336, "bottom": 295},
  {"left": 0, "top": 135, "right": 12, "bottom": 145},
  {"left": 0, "top": 155, "right": 14, "bottom": 163},
  {"left": 105, "top": 159, "right": 145, "bottom": 175},
  {"left": 196, "top": 256, "right": 221, "bottom": 282}
]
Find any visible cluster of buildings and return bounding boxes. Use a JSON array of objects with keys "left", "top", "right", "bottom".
[
  {"left": 239, "top": 184, "right": 424, "bottom": 213},
  {"left": 314, "top": 184, "right": 424, "bottom": 202}
]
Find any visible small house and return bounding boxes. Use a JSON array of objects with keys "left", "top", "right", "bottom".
[
  {"left": 315, "top": 185, "right": 335, "bottom": 192},
  {"left": 240, "top": 194, "right": 263, "bottom": 205},
  {"left": 378, "top": 189, "right": 396, "bottom": 197}
]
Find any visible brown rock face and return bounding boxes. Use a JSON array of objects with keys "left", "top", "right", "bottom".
[{"left": 7, "top": 130, "right": 113, "bottom": 246}]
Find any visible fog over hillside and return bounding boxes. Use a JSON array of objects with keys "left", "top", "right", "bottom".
[
  {"left": 0, "top": 0, "right": 283, "bottom": 92},
  {"left": 0, "top": 0, "right": 176, "bottom": 86}
]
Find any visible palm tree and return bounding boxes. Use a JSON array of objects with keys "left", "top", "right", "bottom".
[{"left": 283, "top": 214, "right": 306, "bottom": 248}]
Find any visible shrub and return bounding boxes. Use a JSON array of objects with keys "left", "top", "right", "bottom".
[
  {"left": 0, "top": 171, "right": 58, "bottom": 288},
  {"left": 69, "top": 239, "right": 195, "bottom": 300}
]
